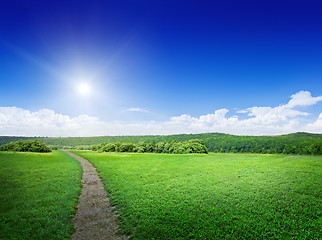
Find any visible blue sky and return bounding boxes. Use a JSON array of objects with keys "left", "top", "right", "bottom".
[{"left": 0, "top": 0, "right": 322, "bottom": 136}]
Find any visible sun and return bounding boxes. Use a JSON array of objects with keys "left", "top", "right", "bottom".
[{"left": 77, "top": 82, "right": 91, "bottom": 96}]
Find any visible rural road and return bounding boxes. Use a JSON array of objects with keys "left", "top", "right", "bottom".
[{"left": 64, "top": 151, "right": 128, "bottom": 240}]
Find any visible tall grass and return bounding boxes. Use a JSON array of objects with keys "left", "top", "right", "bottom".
[{"left": 73, "top": 151, "right": 322, "bottom": 239}]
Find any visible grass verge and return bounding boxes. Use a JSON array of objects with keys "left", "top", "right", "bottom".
[
  {"left": 73, "top": 151, "right": 322, "bottom": 239},
  {"left": 0, "top": 150, "right": 82, "bottom": 240}
]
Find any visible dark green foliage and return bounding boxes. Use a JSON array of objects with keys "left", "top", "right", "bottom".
[
  {"left": 1, "top": 132, "right": 321, "bottom": 154},
  {"left": 0, "top": 140, "right": 51, "bottom": 152},
  {"left": 92, "top": 140, "right": 208, "bottom": 154},
  {"left": 205, "top": 135, "right": 322, "bottom": 155}
]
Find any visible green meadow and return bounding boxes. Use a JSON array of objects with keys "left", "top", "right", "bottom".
[
  {"left": 73, "top": 151, "right": 322, "bottom": 239},
  {"left": 0, "top": 151, "right": 82, "bottom": 240}
]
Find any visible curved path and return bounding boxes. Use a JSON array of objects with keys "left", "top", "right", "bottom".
[{"left": 64, "top": 151, "right": 128, "bottom": 240}]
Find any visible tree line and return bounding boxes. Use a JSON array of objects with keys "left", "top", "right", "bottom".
[
  {"left": 92, "top": 140, "right": 208, "bottom": 154},
  {"left": 205, "top": 138, "right": 322, "bottom": 155},
  {"left": 0, "top": 132, "right": 321, "bottom": 155}
]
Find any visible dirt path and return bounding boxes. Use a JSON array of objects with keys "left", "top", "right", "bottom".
[{"left": 64, "top": 151, "right": 128, "bottom": 240}]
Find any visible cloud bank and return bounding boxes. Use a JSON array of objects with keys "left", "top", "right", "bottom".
[{"left": 0, "top": 91, "right": 321, "bottom": 137}]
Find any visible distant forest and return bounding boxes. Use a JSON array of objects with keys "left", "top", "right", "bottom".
[{"left": 0, "top": 132, "right": 321, "bottom": 155}]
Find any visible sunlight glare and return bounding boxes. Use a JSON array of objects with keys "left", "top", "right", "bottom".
[{"left": 77, "top": 82, "right": 91, "bottom": 96}]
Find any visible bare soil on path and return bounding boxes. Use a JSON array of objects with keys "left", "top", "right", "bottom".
[{"left": 64, "top": 151, "right": 128, "bottom": 240}]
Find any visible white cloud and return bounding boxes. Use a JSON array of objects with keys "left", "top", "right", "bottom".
[
  {"left": 305, "top": 113, "right": 322, "bottom": 132},
  {"left": 238, "top": 90, "right": 321, "bottom": 125},
  {"left": 286, "top": 91, "right": 322, "bottom": 108},
  {"left": 125, "top": 107, "right": 150, "bottom": 113},
  {"left": 236, "top": 110, "right": 248, "bottom": 114},
  {"left": 0, "top": 91, "right": 322, "bottom": 137},
  {"left": 0, "top": 107, "right": 106, "bottom": 137}
]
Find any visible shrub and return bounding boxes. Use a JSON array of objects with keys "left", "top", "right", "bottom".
[
  {"left": 91, "top": 140, "right": 208, "bottom": 154},
  {"left": 0, "top": 140, "right": 51, "bottom": 152}
]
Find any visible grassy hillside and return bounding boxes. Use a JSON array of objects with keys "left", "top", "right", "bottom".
[
  {"left": 72, "top": 151, "right": 322, "bottom": 239},
  {"left": 0, "top": 151, "right": 82, "bottom": 239},
  {"left": 0, "top": 132, "right": 322, "bottom": 154}
]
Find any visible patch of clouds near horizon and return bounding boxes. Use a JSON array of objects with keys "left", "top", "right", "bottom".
[{"left": 0, "top": 91, "right": 322, "bottom": 137}]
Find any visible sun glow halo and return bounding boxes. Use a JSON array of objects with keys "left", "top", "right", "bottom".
[{"left": 77, "top": 82, "right": 91, "bottom": 96}]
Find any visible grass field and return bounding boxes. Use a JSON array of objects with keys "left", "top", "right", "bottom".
[
  {"left": 0, "top": 151, "right": 82, "bottom": 240},
  {"left": 73, "top": 151, "right": 322, "bottom": 239}
]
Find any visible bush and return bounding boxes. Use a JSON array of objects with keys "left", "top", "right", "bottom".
[
  {"left": 0, "top": 140, "right": 51, "bottom": 152},
  {"left": 76, "top": 145, "right": 91, "bottom": 150},
  {"left": 50, "top": 145, "right": 58, "bottom": 150},
  {"left": 92, "top": 140, "right": 208, "bottom": 154}
]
